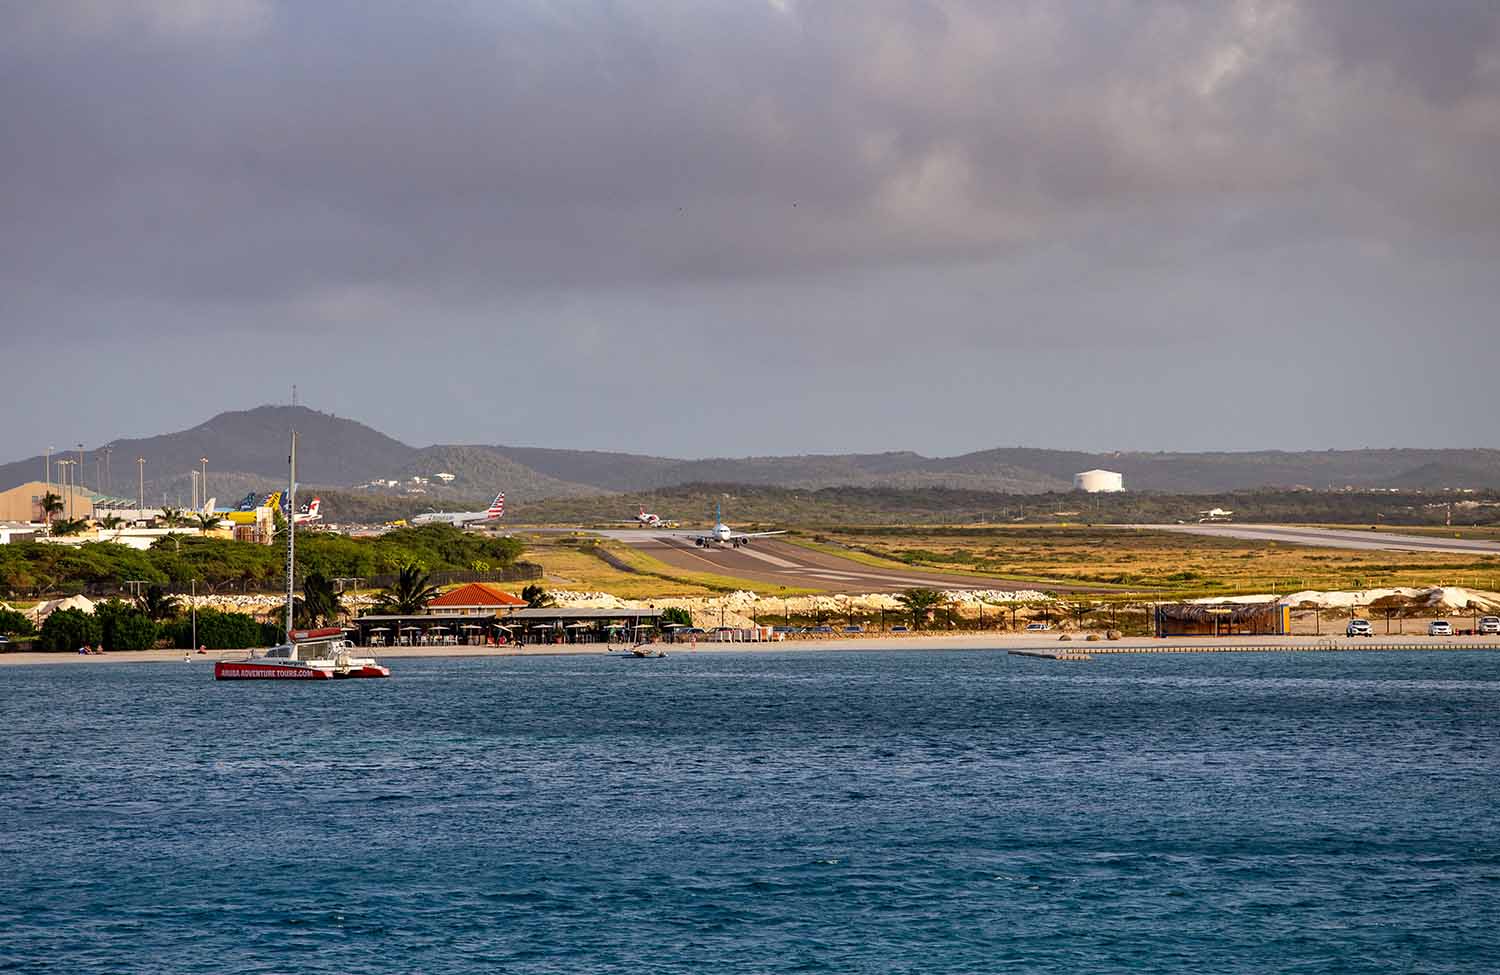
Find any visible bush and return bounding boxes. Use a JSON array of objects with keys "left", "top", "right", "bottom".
[
  {"left": 0, "top": 607, "right": 34, "bottom": 637},
  {"left": 164, "top": 610, "right": 267, "bottom": 650},
  {"left": 96, "top": 598, "right": 160, "bottom": 651},
  {"left": 660, "top": 606, "right": 693, "bottom": 628},
  {"left": 39, "top": 607, "right": 102, "bottom": 651}
]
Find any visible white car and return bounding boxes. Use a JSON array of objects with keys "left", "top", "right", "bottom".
[
  {"left": 1024, "top": 621, "right": 1051, "bottom": 632},
  {"left": 1345, "top": 619, "right": 1373, "bottom": 637},
  {"left": 1428, "top": 620, "right": 1453, "bottom": 636},
  {"left": 1479, "top": 616, "right": 1500, "bottom": 635}
]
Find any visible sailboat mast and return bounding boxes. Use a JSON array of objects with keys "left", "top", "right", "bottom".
[{"left": 285, "top": 430, "right": 297, "bottom": 636}]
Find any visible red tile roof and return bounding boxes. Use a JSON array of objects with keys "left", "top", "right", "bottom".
[{"left": 428, "top": 583, "right": 527, "bottom": 608}]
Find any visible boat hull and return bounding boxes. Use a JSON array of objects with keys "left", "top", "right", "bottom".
[{"left": 214, "top": 660, "right": 333, "bottom": 680}]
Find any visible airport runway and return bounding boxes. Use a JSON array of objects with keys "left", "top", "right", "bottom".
[
  {"left": 595, "top": 530, "right": 1096, "bottom": 593},
  {"left": 1145, "top": 523, "right": 1500, "bottom": 555}
]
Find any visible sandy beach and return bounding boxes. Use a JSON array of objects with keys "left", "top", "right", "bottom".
[{"left": 4, "top": 632, "right": 1499, "bottom": 667}]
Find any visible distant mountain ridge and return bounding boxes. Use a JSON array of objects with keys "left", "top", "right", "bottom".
[{"left": 5, "top": 406, "right": 1500, "bottom": 506}]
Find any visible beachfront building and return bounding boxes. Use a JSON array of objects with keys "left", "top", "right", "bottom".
[
  {"left": 425, "top": 582, "right": 528, "bottom": 616},
  {"left": 1155, "top": 602, "right": 1291, "bottom": 637}
]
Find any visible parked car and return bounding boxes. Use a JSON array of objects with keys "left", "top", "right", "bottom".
[
  {"left": 1345, "top": 619, "right": 1373, "bottom": 637},
  {"left": 1479, "top": 616, "right": 1500, "bottom": 635},
  {"left": 1428, "top": 620, "right": 1454, "bottom": 636},
  {"left": 1024, "top": 621, "right": 1052, "bottom": 632}
]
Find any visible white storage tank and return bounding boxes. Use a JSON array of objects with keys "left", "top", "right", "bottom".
[{"left": 1074, "top": 469, "right": 1124, "bottom": 493}]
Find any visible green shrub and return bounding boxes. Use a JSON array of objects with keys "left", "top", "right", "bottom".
[
  {"left": 165, "top": 610, "right": 268, "bottom": 650},
  {"left": 96, "top": 600, "right": 159, "bottom": 651},
  {"left": 39, "top": 607, "right": 102, "bottom": 651},
  {"left": 0, "top": 607, "right": 34, "bottom": 637}
]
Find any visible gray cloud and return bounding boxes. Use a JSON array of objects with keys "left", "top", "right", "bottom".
[{"left": 2, "top": 1, "right": 1498, "bottom": 460}]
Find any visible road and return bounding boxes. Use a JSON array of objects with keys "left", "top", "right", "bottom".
[
  {"left": 594, "top": 530, "right": 1096, "bottom": 594},
  {"left": 1145, "top": 523, "right": 1500, "bottom": 555}
]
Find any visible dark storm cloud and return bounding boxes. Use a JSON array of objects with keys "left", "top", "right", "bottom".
[{"left": 1, "top": 1, "right": 1498, "bottom": 458}]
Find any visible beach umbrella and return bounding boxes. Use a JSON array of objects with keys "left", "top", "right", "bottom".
[
  {"left": 429, "top": 625, "right": 448, "bottom": 631},
  {"left": 460, "top": 624, "right": 481, "bottom": 630},
  {"left": 369, "top": 626, "right": 390, "bottom": 632},
  {"left": 492, "top": 624, "right": 513, "bottom": 632}
]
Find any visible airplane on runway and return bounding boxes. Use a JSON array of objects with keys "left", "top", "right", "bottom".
[
  {"left": 411, "top": 492, "right": 505, "bottom": 527},
  {"left": 636, "top": 505, "right": 661, "bottom": 526},
  {"left": 690, "top": 502, "right": 784, "bottom": 548}
]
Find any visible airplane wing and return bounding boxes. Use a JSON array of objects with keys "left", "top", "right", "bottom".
[{"left": 727, "top": 530, "right": 786, "bottom": 540}]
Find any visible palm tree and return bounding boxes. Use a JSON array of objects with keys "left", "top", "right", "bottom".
[
  {"left": 39, "top": 491, "right": 64, "bottom": 526},
  {"left": 195, "top": 513, "right": 222, "bottom": 532},
  {"left": 49, "top": 517, "right": 90, "bottom": 537},
  {"left": 159, "top": 506, "right": 185, "bottom": 528},
  {"left": 521, "top": 584, "right": 554, "bottom": 608},
  {"left": 296, "top": 572, "right": 344, "bottom": 627},
  {"left": 895, "top": 588, "right": 945, "bottom": 630},
  {"left": 137, "top": 584, "right": 180, "bottom": 621},
  {"left": 98, "top": 514, "right": 125, "bottom": 531},
  {"left": 375, "top": 564, "right": 441, "bottom": 615}
]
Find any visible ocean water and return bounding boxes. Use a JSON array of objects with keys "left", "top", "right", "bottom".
[{"left": 1, "top": 649, "right": 1498, "bottom": 974}]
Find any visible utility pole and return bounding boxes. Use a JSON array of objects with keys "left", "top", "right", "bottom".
[
  {"left": 104, "top": 444, "right": 111, "bottom": 494},
  {"left": 334, "top": 577, "right": 363, "bottom": 626}
]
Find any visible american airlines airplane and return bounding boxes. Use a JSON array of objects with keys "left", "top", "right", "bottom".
[
  {"left": 689, "top": 501, "right": 784, "bottom": 549},
  {"left": 411, "top": 493, "right": 505, "bottom": 527},
  {"left": 292, "top": 497, "right": 323, "bottom": 525}
]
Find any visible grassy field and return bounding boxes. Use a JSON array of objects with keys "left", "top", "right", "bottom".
[{"left": 805, "top": 525, "right": 1500, "bottom": 598}]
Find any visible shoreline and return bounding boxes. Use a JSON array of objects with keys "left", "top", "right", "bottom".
[{"left": 4, "top": 632, "right": 1499, "bottom": 667}]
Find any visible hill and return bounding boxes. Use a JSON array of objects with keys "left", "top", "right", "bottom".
[
  {"left": 0, "top": 406, "right": 417, "bottom": 505},
  {"left": 8, "top": 406, "right": 1500, "bottom": 513}
]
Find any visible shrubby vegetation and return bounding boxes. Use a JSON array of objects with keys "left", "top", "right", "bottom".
[
  {"left": 38, "top": 607, "right": 102, "bottom": 651},
  {"left": 512, "top": 483, "right": 1500, "bottom": 529},
  {"left": 0, "top": 608, "right": 34, "bottom": 637},
  {"left": 95, "top": 599, "right": 159, "bottom": 651},
  {"left": 0, "top": 524, "right": 525, "bottom": 598},
  {"left": 163, "top": 611, "right": 281, "bottom": 650}
]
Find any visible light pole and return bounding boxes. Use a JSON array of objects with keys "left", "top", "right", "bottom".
[
  {"left": 57, "top": 460, "right": 74, "bottom": 519},
  {"left": 333, "top": 577, "right": 363, "bottom": 627},
  {"left": 190, "top": 470, "right": 199, "bottom": 513},
  {"left": 137, "top": 458, "right": 145, "bottom": 516},
  {"left": 45, "top": 444, "right": 53, "bottom": 493},
  {"left": 200, "top": 457, "right": 208, "bottom": 510},
  {"left": 104, "top": 444, "right": 112, "bottom": 494}
]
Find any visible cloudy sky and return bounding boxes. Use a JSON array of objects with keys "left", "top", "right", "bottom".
[{"left": 3, "top": 0, "right": 1497, "bottom": 461}]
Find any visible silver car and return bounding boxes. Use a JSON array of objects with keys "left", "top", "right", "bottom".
[
  {"left": 1345, "top": 619, "right": 1373, "bottom": 637},
  {"left": 1479, "top": 616, "right": 1500, "bottom": 635},
  {"left": 1428, "top": 620, "right": 1454, "bottom": 636}
]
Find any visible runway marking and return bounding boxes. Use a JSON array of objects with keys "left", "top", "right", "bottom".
[{"left": 729, "top": 547, "right": 803, "bottom": 568}]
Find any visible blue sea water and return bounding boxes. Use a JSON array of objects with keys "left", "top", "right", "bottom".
[{"left": 1, "top": 649, "right": 1498, "bottom": 974}]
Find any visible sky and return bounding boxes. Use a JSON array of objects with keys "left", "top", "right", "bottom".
[{"left": 2, "top": 0, "right": 1498, "bottom": 462}]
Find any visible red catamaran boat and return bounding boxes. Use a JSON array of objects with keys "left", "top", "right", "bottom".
[
  {"left": 214, "top": 627, "right": 390, "bottom": 680},
  {"left": 214, "top": 431, "right": 390, "bottom": 682}
]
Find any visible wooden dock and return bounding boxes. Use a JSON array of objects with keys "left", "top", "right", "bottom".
[{"left": 1008, "top": 648, "right": 1093, "bottom": 661}]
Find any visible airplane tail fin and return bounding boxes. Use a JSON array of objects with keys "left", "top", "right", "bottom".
[
  {"left": 307, "top": 498, "right": 321, "bottom": 519},
  {"left": 487, "top": 493, "right": 505, "bottom": 519},
  {"left": 202, "top": 497, "right": 216, "bottom": 516}
]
